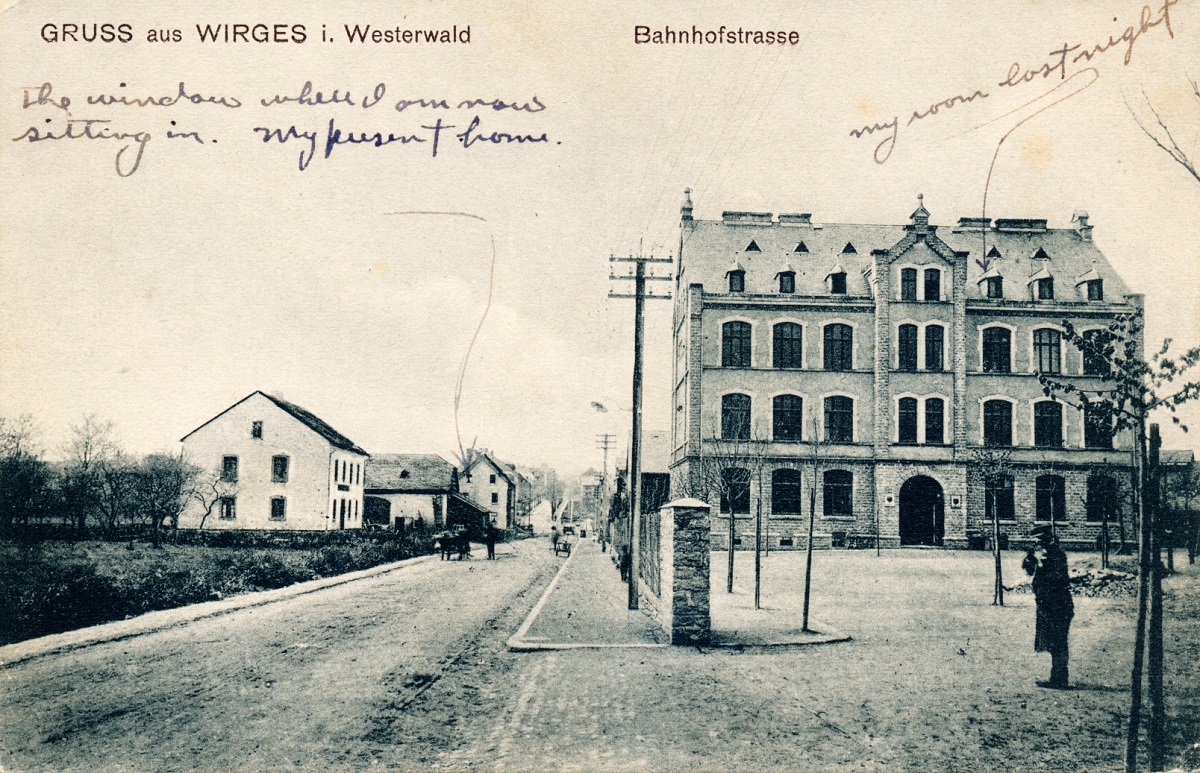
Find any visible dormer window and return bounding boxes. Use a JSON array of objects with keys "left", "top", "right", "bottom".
[
  {"left": 779, "top": 272, "right": 795, "bottom": 293},
  {"left": 985, "top": 276, "right": 1003, "bottom": 298},
  {"left": 251, "top": 421, "right": 263, "bottom": 439},
  {"left": 842, "top": 242, "right": 857, "bottom": 254},
  {"left": 1087, "top": 279, "right": 1103, "bottom": 301},
  {"left": 794, "top": 242, "right": 809, "bottom": 253},
  {"left": 745, "top": 240, "right": 761, "bottom": 252},
  {"left": 986, "top": 246, "right": 1002, "bottom": 259},
  {"left": 1037, "top": 277, "right": 1054, "bottom": 300},
  {"left": 830, "top": 272, "right": 847, "bottom": 294},
  {"left": 728, "top": 270, "right": 745, "bottom": 293},
  {"left": 1033, "top": 246, "right": 1051, "bottom": 261}
]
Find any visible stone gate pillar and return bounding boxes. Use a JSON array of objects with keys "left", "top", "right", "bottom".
[{"left": 642, "top": 498, "right": 711, "bottom": 645}]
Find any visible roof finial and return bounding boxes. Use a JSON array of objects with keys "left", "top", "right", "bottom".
[
  {"left": 681, "top": 188, "right": 694, "bottom": 222},
  {"left": 918, "top": 193, "right": 923, "bottom": 205}
]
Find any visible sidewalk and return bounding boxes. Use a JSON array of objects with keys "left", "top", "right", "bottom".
[{"left": 509, "top": 538, "right": 667, "bottom": 649}]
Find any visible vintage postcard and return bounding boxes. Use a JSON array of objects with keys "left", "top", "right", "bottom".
[{"left": 1, "top": 0, "right": 1198, "bottom": 770}]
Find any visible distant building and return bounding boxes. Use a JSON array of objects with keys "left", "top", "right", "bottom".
[
  {"left": 460, "top": 451, "right": 529, "bottom": 530},
  {"left": 671, "top": 192, "right": 1139, "bottom": 549},
  {"left": 363, "top": 453, "right": 489, "bottom": 532},
  {"left": 178, "top": 391, "right": 369, "bottom": 530}
]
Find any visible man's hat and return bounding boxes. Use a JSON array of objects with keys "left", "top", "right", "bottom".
[{"left": 1030, "top": 524, "right": 1055, "bottom": 538}]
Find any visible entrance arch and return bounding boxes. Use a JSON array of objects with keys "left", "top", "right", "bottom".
[{"left": 899, "top": 475, "right": 944, "bottom": 546}]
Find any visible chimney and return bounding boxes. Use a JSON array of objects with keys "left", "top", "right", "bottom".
[
  {"left": 778, "top": 213, "right": 813, "bottom": 226},
  {"left": 681, "top": 188, "right": 693, "bottom": 222},
  {"left": 1072, "top": 210, "right": 1092, "bottom": 242}
]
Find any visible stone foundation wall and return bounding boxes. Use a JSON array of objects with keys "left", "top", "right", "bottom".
[{"left": 640, "top": 499, "right": 712, "bottom": 645}]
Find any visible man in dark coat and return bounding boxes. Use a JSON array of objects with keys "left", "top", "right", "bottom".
[
  {"left": 1022, "top": 524, "right": 1074, "bottom": 689},
  {"left": 485, "top": 521, "right": 499, "bottom": 560}
]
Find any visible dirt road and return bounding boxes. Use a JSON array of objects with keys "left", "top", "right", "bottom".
[{"left": 0, "top": 539, "right": 559, "bottom": 772}]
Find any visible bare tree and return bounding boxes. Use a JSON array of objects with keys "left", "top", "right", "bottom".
[
  {"left": 0, "top": 414, "right": 50, "bottom": 531},
  {"left": 969, "top": 446, "right": 1014, "bottom": 605},
  {"left": 132, "top": 453, "right": 199, "bottom": 547},
  {"left": 188, "top": 464, "right": 238, "bottom": 531},
  {"left": 61, "top": 415, "right": 117, "bottom": 535},
  {"left": 96, "top": 452, "right": 139, "bottom": 533},
  {"left": 802, "top": 415, "right": 825, "bottom": 632},
  {"left": 1126, "top": 77, "right": 1200, "bottom": 186}
]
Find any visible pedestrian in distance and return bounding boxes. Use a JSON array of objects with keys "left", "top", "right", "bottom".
[
  {"left": 485, "top": 520, "right": 498, "bottom": 560},
  {"left": 1022, "top": 524, "right": 1074, "bottom": 689},
  {"left": 550, "top": 526, "right": 559, "bottom": 553}
]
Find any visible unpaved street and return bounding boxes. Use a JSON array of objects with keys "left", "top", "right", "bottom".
[
  {"left": 2, "top": 543, "right": 1197, "bottom": 772},
  {"left": 0, "top": 539, "right": 559, "bottom": 772}
]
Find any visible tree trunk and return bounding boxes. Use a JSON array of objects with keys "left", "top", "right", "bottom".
[
  {"left": 754, "top": 483, "right": 763, "bottom": 610},
  {"left": 1148, "top": 425, "right": 1164, "bottom": 772},
  {"left": 802, "top": 485, "right": 816, "bottom": 632},
  {"left": 1126, "top": 420, "right": 1151, "bottom": 773},
  {"left": 727, "top": 509, "right": 735, "bottom": 594},
  {"left": 992, "top": 488, "right": 1004, "bottom": 606}
]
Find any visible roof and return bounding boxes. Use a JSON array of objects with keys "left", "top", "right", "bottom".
[
  {"left": 1160, "top": 450, "right": 1195, "bottom": 466},
  {"left": 365, "top": 453, "right": 457, "bottom": 492},
  {"left": 462, "top": 452, "right": 515, "bottom": 484},
  {"left": 678, "top": 210, "right": 1133, "bottom": 301},
  {"left": 181, "top": 391, "right": 368, "bottom": 455}
]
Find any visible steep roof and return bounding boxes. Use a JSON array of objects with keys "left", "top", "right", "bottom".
[
  {"left": 365, "top": 453, "right": 456, "bottom": 492},
  {"left": 181, "top": 391, "right": 368, "bottom": 455},
  {"left": 678, "top": 213, "right": 1133, "bottom": 301},
  {"left": 462, "top": 452, "right": 514, "bottom": 484},
  {"left": 1161, "top": 449, "right": 1195, "bottom": 466}
]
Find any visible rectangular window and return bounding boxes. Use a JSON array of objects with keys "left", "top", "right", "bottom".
[
  {"left": 1084, "top": 401, "right": 1113, "bottom": 449},
  {"left": 722, "top": 321, "right": 752, "bottom": 368},
  {"left": 491, "top": 492, "right": 499, "bottom": 504},
  {"left": 823, "top": 470, "right": 853, "bottom": 517},
  {"left": 1082, "top": 330, "right": 1110, "bottom": 376},
  {"left": 924, "top": 268, "right": 941, "bottom": 301},
  {"left": 771, "top": 469, "right": 803, "bottom": 515},
  {"left": 490, "top": 474, "right": 496, "bottom": 484},
  {"left": 772, "top": 395, "right": 803, "bottom": 441},
  {"left": 982, "top": 328, "right": 1011, "bottom": 374},
  {"left": 1034, "top": 402, "right": 1063, "bottom": 448},
  {"left": 272, "top": 455, "right": 289, "bottom": 483},
  {"left": 221, "top": 456, "right": 238, "bottom": 482},
  {"left": 720, "top": 468, "right": 751, "bottom": 514},
  {"left": 830, "top": 273, "right": 847, "bottom": 294},
  {"left": 823, "top": 324, "right": 853, "bottom": 371},
  {"left": 779, "top": 273, "right": 795, "bottom": 294},
  {"left": 925, "top": 398, "right": 944, "bottom": 445},
  {"left": 1087, "top": 279, "right": 1103, "bottom": 301},
  {"left": 898, "top": 325, "right": 918, "bottom": 372},
  {"left": 1037, "top": 277, "right": 1055, "bottom": 300},
  {"left": 729, "top": 272, "right": 745, "bottom": 293},
  {"left": 985, "top": 277, "right": 1004, "bottom": 299},
  {"left": 900, "top": 268, "right": 917, "bottom": 301},
  {"left": 270, "top": 497, "right": 286, "bottom": 521},
  {"left": 219, "top": 496, "right": 236, "bottom": 520},
  {"left": 985, "top": 476, "right": 1015, "bottom": 521},
  {"left": 772, "top": 323, "right": 803, "bottom": 369},
  {"left": 983, "top": 401, "right": 1013, "bottom": 447},
  {"left": 1036, "top": 476, "right": 1067, "bottom": 522},
  {"left": 1034, "top": 329, "right": 1062, "bottom": 374},
  {"left": 1087, "top": 476, "right": 1117, "bottom": 522},
  {"left": 722, "top": 394, "right": 752, "bottom": 440},
  {"left": 898, "top": 398, "right": 918, "bottom": 444},
  {"left": 251, "top": 421, "right": 263, "bottom": 439},
  {"left": 825, "top": 396, "right": 854, "bottom": 443},
  {"left": 925, "top": 325, "right": 944, "bottom": 371}
]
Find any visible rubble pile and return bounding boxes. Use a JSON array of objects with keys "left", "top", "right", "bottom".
[{"left": 1008, "top": 568, "right": 1138, "bottom": 598}]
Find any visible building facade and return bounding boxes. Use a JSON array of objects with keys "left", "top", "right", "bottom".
[
  {"left": 364, "top": 453, "right": 490, "bottom": 532},
  {"left": 460, "top": 451, "right": 526, "bottom": 530},
  {"left": 670, "top": 192, "right": 1137, "bottom": 550},
  {"left": 178, "top": 391, "right": 369, "bottom": 531}
]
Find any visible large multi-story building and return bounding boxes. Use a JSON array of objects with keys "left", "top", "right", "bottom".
[{"left": 670, "top": 191, "right": 1137, "bottom": 550}]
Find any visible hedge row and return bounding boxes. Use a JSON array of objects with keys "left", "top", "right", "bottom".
[{"left": 0, "top": 529, "right": 435, "bottom": 646}]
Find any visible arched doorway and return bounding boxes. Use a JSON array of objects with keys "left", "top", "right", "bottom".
[{"left": 899, "top": 476, "right": 944, "bottom": 546}]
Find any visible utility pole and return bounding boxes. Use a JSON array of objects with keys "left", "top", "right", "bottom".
[
  {"left": 609, "top": 250, "right": 672, "bottom": 610},
  {"left": 596, "top": 433, "right": 616, "bottom": 545}
]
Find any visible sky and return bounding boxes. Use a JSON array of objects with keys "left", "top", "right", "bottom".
[{"left": 2, "top": 0, "right": 1199, "bottom": 480}]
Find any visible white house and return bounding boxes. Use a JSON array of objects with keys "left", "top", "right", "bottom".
[
  {"left": 460, "top": 451, "right": 524, "bottom": 530},
  {"left": 178, "top": 391, "right": 369, "bottom": 531}
]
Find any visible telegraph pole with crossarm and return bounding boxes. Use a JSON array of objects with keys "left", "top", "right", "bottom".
[{"left": 609, "top": 250, "right": 672, "bottom": 610}]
